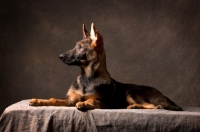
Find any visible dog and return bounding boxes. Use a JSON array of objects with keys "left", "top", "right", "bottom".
[{"left": 30, "top": 23, "right": 182, "bottom": 111}]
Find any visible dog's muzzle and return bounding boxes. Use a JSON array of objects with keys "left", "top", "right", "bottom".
[{"left": 59, "top": 53, "right": 81, "bottom": 65}]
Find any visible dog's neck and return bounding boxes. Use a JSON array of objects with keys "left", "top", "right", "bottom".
[{"left": 80, "top": 49, "right": 111, "bottom": 84}]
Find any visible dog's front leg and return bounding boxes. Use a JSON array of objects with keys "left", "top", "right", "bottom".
[
  {"left": 29, "top": 98, "right": 70, "bottom": 106},
  {"left": 75, "top": 99, "right": 105, "bottom": 111},
  {"left": 29, "top": 88, "right": 83, "bottom": 106}
]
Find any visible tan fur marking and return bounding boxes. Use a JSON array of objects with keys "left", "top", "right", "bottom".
[
  {"left": 127, "top": 103, "right": 156, "bottom": 109},
  {"left": 75, "top": 76, "right": 84, "bottom": 95},
  {"left": 84, "top": 99, "right": 104, "bottom": 109},
  {"left": 81, "top": 64, "right": 93, "bottom": 77},
  {"left": 142, "top": 103, "right": 156, "bottom": 109},
  {"left": 91, "top": 42, "right": 97, "bottom": 49},
  {"left": 76, "top": 99, "right": 105, "bottom": 110},
  {"left": 127, "top": 104, "right": 144, "bottom": 109},
  {"left": 67, "top": 89, "right": 82, "bottom": 104},
  {"left": 126, "top": 94, "right": 156, "bottom": 109},
  {"left": 75, "top": 94, "right": 105, "bottom": 110},
  {"left": 84, "top": 94, "right": 102, "bottom": 100},
  {"left": 30, "top": 89, "right": 83, "bottom": 106},
  {"left": 126, "top": 94, "right": 137, "bottom": 105},
  {"left": 29, "top": 98, "right": 68, "bottom": 106}
]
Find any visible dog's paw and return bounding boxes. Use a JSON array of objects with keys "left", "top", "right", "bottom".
[
  {"left": 155, "top": 105, "right": 164, "bottom": 109},
  {"left": 75, "top": 102, "right": 87, "bottom": 111},
  {"left": 29, "top": 98, "right": 40, "bottom": 106}
]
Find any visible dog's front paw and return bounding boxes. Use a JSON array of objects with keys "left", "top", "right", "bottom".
[
  {"left": 75, "top": 102, "right": 87, "bottom": 111},
  {"left": 29, "top": 98, "right": 40, "bottom": 106}
]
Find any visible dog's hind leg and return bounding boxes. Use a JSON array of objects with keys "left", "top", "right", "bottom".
[
  {"left": 127, "top": 103, "right": 158, "bottom": 109},
  {"left": 126, "top": 94, "right": 157, "bottom": 109}
]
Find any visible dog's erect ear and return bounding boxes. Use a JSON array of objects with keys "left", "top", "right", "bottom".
[
  {"left": 90, "top": 23, "right": 98, "bottom": 49},
  {"left": 90, "top": 23, "right": 97, "bottom": 41},
  {"left": 82, "top": 24, "right": 90, "bottom": 38}
]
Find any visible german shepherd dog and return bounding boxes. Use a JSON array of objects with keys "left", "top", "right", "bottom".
[{"left": 30, "top": 23, "right": 182, "bottom": 111}]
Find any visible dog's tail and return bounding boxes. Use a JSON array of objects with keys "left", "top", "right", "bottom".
[{"left": 165, "top": 96, "right": 182, "bottom": 111}]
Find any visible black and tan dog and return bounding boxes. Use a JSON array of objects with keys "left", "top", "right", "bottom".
[{"left": 30, "top": 23, "right": 182, "bottom": 111}]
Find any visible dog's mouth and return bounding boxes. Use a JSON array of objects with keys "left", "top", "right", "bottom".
[
  {"left": 60, "top": 56, "right": 81, "bottom": 66},
  {"left": 65, "top": 59, "right": 81, "bottom": 66}
]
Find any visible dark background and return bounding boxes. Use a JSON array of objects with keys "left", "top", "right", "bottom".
[{"left": 0, "top": 0, "right": 200, "bottom": 114}]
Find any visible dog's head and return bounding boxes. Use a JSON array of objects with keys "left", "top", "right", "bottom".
[{"left": 59, "top": 23, "right": 104, "bottom": 66}]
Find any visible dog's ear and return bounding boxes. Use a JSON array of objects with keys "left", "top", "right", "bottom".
[
  {"left": 82, "top": 24, "right": 90, "bottom": 38},
  {"left": 90, "top": 23, "right": 99, "bottom": 49},
  {"left": 90, "top": 23, "right": 98, "bottom": 41}
]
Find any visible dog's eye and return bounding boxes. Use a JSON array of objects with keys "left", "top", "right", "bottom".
[{"left": 78, "top": 45, "right": 82, "bottom": 49}]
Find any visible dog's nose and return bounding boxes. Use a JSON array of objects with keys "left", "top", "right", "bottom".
[{"left": 59, "top": 54, "right": 65, "bottom": 61}]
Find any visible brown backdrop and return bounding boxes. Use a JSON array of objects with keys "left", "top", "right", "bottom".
[{"left": 0, "top": 0, "right": 200, "bottom": 114}]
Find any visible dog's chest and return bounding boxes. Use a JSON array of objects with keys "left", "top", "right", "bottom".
[
  {"left": 75, "top": 76, "right": 108, "bottom": 95},
  {"left": 83, "top": 79, "right": 106, "bottom": 94}
]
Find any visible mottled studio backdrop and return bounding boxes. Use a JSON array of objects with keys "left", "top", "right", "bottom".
[{"left": 0, "top": 0, "right": 200, "bottom": 114}]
